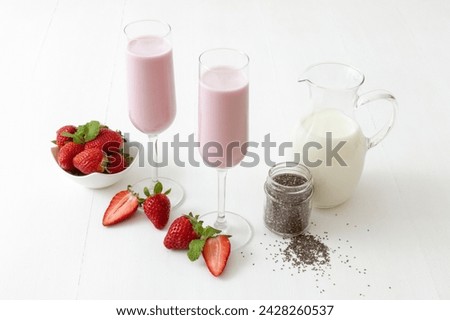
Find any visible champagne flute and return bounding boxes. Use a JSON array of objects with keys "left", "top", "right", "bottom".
[
  {"left": 198, "top": 48, "right": 252, "bottom": 249},
  {"left": 124, "top": 20, "right": 183, "bottom": 207}
]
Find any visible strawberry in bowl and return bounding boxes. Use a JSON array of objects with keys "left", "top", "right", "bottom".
[{"left": 51, "top": 120, "right": 139, "bottom": 189}]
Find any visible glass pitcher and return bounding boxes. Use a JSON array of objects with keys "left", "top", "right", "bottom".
[{"left": 292, "top": 62, "right": 398, "bottom": 208}]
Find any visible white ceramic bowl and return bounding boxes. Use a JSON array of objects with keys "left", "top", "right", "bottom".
[{"left": 51, "top": 145, "right": 139, "bottom": 189}]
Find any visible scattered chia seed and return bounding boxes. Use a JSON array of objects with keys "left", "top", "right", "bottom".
[
  {"left": 280, "top": 233, "right": 330, "bottom": 274},
  {"left": 258, "top": 219, "right": 384, "bottom": 297}
]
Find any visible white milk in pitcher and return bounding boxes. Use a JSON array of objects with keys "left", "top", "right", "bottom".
[{"left": 292, "top": 108, "right": 368, "bottom": 208}]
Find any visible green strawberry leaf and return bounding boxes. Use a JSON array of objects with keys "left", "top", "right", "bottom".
[
  {"left": 124, "top": 155, "right": 133, "bottom": 166},
  {"left": 187, "top": 239, "right": 206, "bottom": 261},
  {"left": 164, "top": 188, "right": 171, "bottom": 195},
  {"left": 153, "top": 181, "right": 163, "bottom": 194},
  {"left": 187, "top": 213, "right": 204, "bottom": 236},
  {"left": 143, "top": 187, "right": 151, "bottom": 197}
]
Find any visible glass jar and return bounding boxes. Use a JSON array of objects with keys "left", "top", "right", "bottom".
[{"left": 264, "top": 162, "right": 314, "bottom": 236}]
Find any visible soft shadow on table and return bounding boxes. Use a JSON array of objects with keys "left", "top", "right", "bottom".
[{"left": 310, "top": 168, "right": 450, "bottom": 233}]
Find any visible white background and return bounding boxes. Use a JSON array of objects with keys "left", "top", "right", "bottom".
[{"left": 1, "top": 0, "right": 450, "bottom": 300}]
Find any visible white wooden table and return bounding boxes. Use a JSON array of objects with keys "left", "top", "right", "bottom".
[{"left": 1, "top": 0, "right": 450, "bottom": 299}]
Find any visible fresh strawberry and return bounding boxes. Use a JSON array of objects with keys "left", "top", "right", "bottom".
[
  {"left": 164, "top": 213, "right": 202, "bottom": 249},
  {"left": 85, "top": 128, "right": 123, "bottom": 153},
  {"left": 57, "top": 141, "right": 85, "bottom": 171},
  {"left": 103, "top": 186, "right": 139, "bottom": 226},
  {"left": 55, "top": 125, "right": 77, "bottom": 148},
  {"left": 142, "top": 182, "right": 171, "bottom": 229},
  {"left": 73, "top": 148, "right": 108, "bottom": 174},
  {"left": 202, "top": 235, "right": 231, "bottom": 277},
  {"left": 107, "top": 152, "right": 132, "bottom": 174},
  {"left": 107, "top": 153, "right": 126, "bottom": 174}
]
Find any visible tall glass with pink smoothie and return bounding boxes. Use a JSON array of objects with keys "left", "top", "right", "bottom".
[
  {"left": 199, "top": 66, "right": 249, "bottom": 168},
  {"left": 198, "top": 48, "right": 252, "bottom": 250},
  {"left": 127, "top": 35, "right": 176, "bottom": 134},
  {"left": 124, "top": 20, "right": 183, "bottom": 207}
]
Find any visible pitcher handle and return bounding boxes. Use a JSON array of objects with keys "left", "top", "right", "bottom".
[{"left": 356, "top": 90, "right": 398, "bottom": 149}]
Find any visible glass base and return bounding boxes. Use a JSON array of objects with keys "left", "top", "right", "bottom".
[
  {"left": 199, "top": 211, "right": 252, "bottom": 251},
  {"left": 132, "top": 177, "right": 184, "bottom": 209}
]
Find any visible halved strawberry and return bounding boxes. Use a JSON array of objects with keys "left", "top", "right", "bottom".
[
  {"left": 73, "top": 148, "right": 108, "bottom": 174},
  {"left": 85, "top": 128, "right": 123, "bottom": 153},
  {"left": 103, "top": 186, "right": 139, "bottom": 226},
  {"left": 57, "top": 141, "right": 85, "bottom": 171},
  {"left": 202, "top": 235, "right": 231, "bottom": 277}
]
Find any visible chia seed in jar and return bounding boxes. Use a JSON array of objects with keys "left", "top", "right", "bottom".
[{"left": 264, "top": 162, "right": 313, "bottom": 236}]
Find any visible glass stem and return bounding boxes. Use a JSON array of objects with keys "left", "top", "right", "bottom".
[
  {"left": 215, "top": 168, "right": 228, "bottom": 230},
  {"left": 148, "top": 134, "right": 159, "bottom": 184}
]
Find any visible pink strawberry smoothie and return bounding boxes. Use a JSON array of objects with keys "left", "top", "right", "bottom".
[
  {"left": 199, "top": 66, "right": 249, "bottom": 168},
  {"left": 126, "top": 36, "right": 176, "bottom": 134}
]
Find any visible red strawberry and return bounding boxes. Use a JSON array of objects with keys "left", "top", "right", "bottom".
[
  {"left": 73, "top": 148, "right": 108, "bottom": 175},
  {"left": 164, "top": 213, "right": 202, "bottom": 249},
  {"left": 85, "top": 128, "right": 123, "bottom": 153},
  {"left": 107, "top": 152, "right": 131, "bottom": 174},
  {"left": 57, "top": 141, "right": 85, "bottom": 171},
  {"left": 55, "top": 125, "right": 77, "bottom": 148},
  {"left": 142, "top": 182, "right": 171, "bottom": 229},
  {"left": 202, "top": 235, "right": 231, "bottom": 277},
  {"left": 103, "top": 186, "right": 139, "bottom": 226}
]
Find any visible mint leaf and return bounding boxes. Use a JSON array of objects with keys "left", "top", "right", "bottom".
[
  {"left": 73, "top": 135, "right": 85, "bottom": 144},
  {"left": 202, "top": 226, "right": 221, "bottom": 239},
  {"left": 76, "top": 124, "right": 87, "bottom": 137},
  {"left": 60, "top": 132, "right": 73, "bottom": 138},
  {"left": 187, "top": 239, "right": 206, "bottom": 261},
  {"left": 67, "top": 124, "right": 88, "bottom": 144},
  {"left": 84, "top": 120, "right": 101, "bottom": 142},
  {"left": 58, "top": 120, "right": 103, "bottom": 145}
]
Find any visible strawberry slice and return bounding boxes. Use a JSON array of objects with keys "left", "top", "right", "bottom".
[
  {"left": 183, "top": 217, "right": 229, "bottom": 276},
  {"left": 202, "top": 235, "right": 231, "bottom": 277},
  {"left": 103, "top": 186, "right": 139, "bottom": 226}
]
